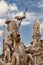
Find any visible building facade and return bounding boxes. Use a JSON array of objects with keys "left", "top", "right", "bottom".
[{"left": 30, "top": 17, "right": 43, "bottom": 65}]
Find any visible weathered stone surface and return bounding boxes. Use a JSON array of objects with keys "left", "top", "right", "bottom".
[
  {"left": 29, "top": 17, "right": 43, "bottom": 65},
  {"left": 1, "top": 14, "right": 43, "bottom": 65}
]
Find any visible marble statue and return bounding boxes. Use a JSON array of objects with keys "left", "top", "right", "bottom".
[
  {"left": 4, "top": 43, "right": 11, "bottom": 63},
  {"left": 5, "top": 12, "right": 26, "bottom": 35},
  {"left": 11, "top": 33, "right": 34, "bottom": 65}
]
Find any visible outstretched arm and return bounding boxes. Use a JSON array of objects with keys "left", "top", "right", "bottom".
[
  {"left": 15, "top": 8, "right": 28, "bottom": 20},
  {"left": 15, "top": 12, "right": 26, "bottom": 27},
  {"left": 15, "top": 12, "right": 26, "bottom": 20}
]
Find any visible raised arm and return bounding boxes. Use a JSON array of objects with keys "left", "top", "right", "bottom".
[
  {"left": 15, "top": 12, "right": 26, "bottom": 20},
  {"left": 15, "top": 8, "right": 28, "bottom": 20}
]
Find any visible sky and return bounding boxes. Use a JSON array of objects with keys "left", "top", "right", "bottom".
[{"left": 0, "top": 0, "right": 43, "bottom": 54}]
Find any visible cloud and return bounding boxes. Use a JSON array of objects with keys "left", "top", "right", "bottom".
[
  {"left": 21, "top": 21, "right": 31, "bottom": 26},
  {"left": 8, "top": 12, "right": 23, "bottom": 18},
  {"left": 0, "top": 0, "right": 18, "bottom": 17},
  {"left": 22, "top": 12, "right": 36, "bottom": 25},
  {"left": 0, "top": 0, "right": 36, "bottom": 27},
  {"left": 15, "top": 12, "right": 36, "bottom": 20},
  {"left": 0, "top": 11, "right": 36, "bottom": 27},
  {"left": 14, "top": 12, "right": 36, "bottom": 26},
  {"left": 0, "top": 0, "right": 36, "bottom": 22},
  {"left": 16, "top": 12, "right": 36, "bottom": 21},
  {"left": 37, "top": 2, "right": 43, "bottom": 8},
  {"left": 9, "top": 4, "right": 18, "bottom": 11},
  {"left": 26, "top": 12, "right": 36, "bottom": 20},
  {"left": 0, "top": 0, "right": 8, "bottom": 16},
  {"left": 0, "top": 19, "right": 6, "bottom": 26},
  {"left": 0, "top": 30, "right": 3, "bottom": 35},
  {"left": 38, "top": 4, "right": 43, "bottom": 8},
  {"left": 40, "top": 23, "right": 43, "bottom": 28},
  {"left": 40, "top": 23, "right": 43, "bottom": 33}
]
